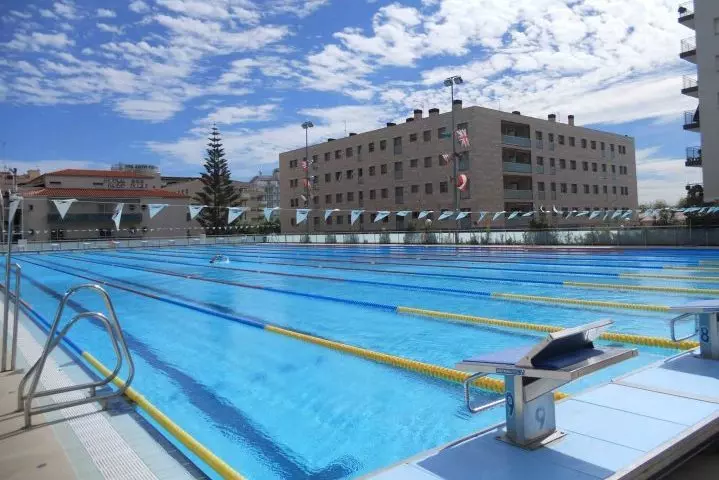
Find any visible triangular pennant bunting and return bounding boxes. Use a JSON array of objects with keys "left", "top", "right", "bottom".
[
  {"left": 455, "top": 212, "right": 469, "bottom": 221},
  {"left": 264, "top": 207, "right": 279, "bottom": 221},
  {"left": 112, "top": 203, "right": 124, "bottom": 230},
  {"left": 438, "top": 211, "right": 455, "bottom": 221},
  {"left": 228, "top": 207, "right": 248, "bottom": 223},
  {"left": 296, "top": 209, "right": 310, "bottom": 224},
  {"left": 507, "top": 211, "right": 520, "bottom": 220},
  {"left": 324, "top": 209, "right": 338, "bottom": 221},
  {"left": 189, "top": 205, "right": 205, "bottom": 219},
  {"left": 492, "top": 211, "right": 505, "bottom": 221},
  {"left": 418, "top": 210, "right": 432, "bottom": 219},
  {"left": 52, "top": 199, "right": 76, "bottom": 220},
  {"left": 374, "top": 211, "right": 390, "bottom": 223},
  {"left": 351, "top": 210, "right": 364, "bottom": 225},
  {"left": 148, "top": 204, "right": 168, "bottom": 219},
  {"left": 396, "top": 211, "right": 411, "bottom": 217}
]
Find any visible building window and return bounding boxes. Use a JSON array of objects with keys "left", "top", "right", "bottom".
[
  {"left": 538, "top": 182, "right": 545, "bottom": 191},
  {"left": 393, "top": 136, "right": 402, "bottom": 154},
  {"left": 356, "top": 145, "right": 362, "bottom": 157},
  {"left": 601, "top": 164, "right": 607, "bottom": 172},
  {"left": 560, "top": 183, "right": 567, "bottom": 193},
  {"left": 336, "top": 193, "right": 343, "bottom": 203},
  {"left": 337, "top": 215, "right": 343, "bottom": 225},
  {"left": 549, "top": 158, "right": 555, "bottom": 167},
  {"left": 325, "top": 194, "right": 331, "bottom": 204},
  {"left": 291, "top": 218, "right": 296, "bottom": 226},
  {"left": 369, "top": 166, "right": 376, "bottom": 176},
  {"left": 358, "top": 167, "right": 363, "bottom": 177},
  {"left": 335, "top": 149, "right": 342, "bottom": 159},
  {"left": 536, "top": 156, "right": 544, "bottom": 165},
  {"left": 550, "top": 182, "right": 556, "bottom": 192},
  {"left": 715, "top": 55, "right": 719, "bottom": 71},
  {"left": 593, "top": 185, "right": 599, "bottom": 194},
  {"left": 714, "top": 17, "right": 719, "bottom": 34},
  {"left": 381, "top": 188, "right": 388, "bottom": 199},
  {"left": 335, "top": 171, "right": 342, "bottom": 181},
  {"left": 326, "top": 216, "right": 333, "bottom": 225},
  {"left": 571, "top": 184, "right": 577, "bottom": 194},
  {"left": 425, "top": 183, "right": 433, "bottom": 194},
  {"left": 395, "top": 186, "right": 404, "bottom": 204},
  {"left": 569, "top": 137, "right": 575, "bottom": 146},
  {"left": 570, "top": 160, "right": 576, "bottom": 170},
  {"left": 458, "top": 152, "right": 469, "bottom": 171},
  {"left": 346, "top": 147, "right": 353, "bottom": 157},
  {"left": 380, "top": 140, "right": 386, "bottom": 151},
  {"left": 613, "top": 186, "right": 617, "bottom": 194},
  {"left": 603, "top": 185, "right": 608, "bottom": 194},
  {"left": 584, "top": 184, "right": 590, "bottom": 194},
  {"left": 610, "top": 144, "right": 615, "bottom": 152},
  {"left": 558, "top": 135, "right": 565, "bottom": 145},
  {"left": 424, "top": 156, "right": 432, "bottom": 168},
  {"left": 591, "top": 162, "right": 597, "bottom": 172},
  {"left": 535, "top": 131, "right": 543, "bottom": 140},
  {"left": 590, "top": 140, "right": 597, "bottom": 150},
  {"left": 324, "top": 152, "right": 330, "bottom": 162},
  {"left": 423, "top": 130, "right": 431, "bottom": 142},
  {"left": 411, "top": 184, "right": 419, "bottom": 193},
  {"left": 346, "top": 169, "right": 353, "bottom": 179},
  {"left": 559, "top": 158, "right": 566, "bottom": 169},
  {"left": 440, "top": 181, "right": 448, "bottom": 193},
  {"left": 369, "top": 142, "right": 375, "bottom": 152},
  {"left": 370, "top": 189, "right": 376, "bottom": 200},
  {"left": 581, "top": 139, "right": 587, "bottom": 149},
  {"left": 548, "top": 133, "right": 554, "bottom": 143},
  {"left": 409, "top": 133, "right": 417, "bottom": 142},
  {"left": 381, "top": 164, "right": 388, "bottom": 174},
  {"left": 410, "top": 158, "right": 418, "bottom": 168},
  {"left": 347, "top": 192, "right": 354, "bottom": 202},
  {"left": 437, "top": 127, "right": 447, "bottom": 139}
]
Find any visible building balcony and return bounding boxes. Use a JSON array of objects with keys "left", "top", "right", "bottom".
[
  {"left": 680, "top": 36, "right": 696, "bottom": 64},
  {"left": 678, "top": 1, "right": 695, "bottom": 30},
  {"left": 685, "top": 146, "right": 702, "bottom": 167},
  {"left": 684, "top": 109, "right": 700, "bottom": 132},
  {"left": 502, "top": 162, "right": 533, "bottom": 174},
  {"left": 682, "top": 75, "right": 698, "bottom": 98},
  {"left": 501, "top": 135, "right": 532, "bottom": 149},
  {"left": 504, "top": 189, "right": 533, "bottom": 200},
  {"left": 47, "top": 213, "right": 143, "bottom": 223}
]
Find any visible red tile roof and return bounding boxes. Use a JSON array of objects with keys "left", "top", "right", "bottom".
[
  {"left": 47, "top": 169, "right": 155, "bottom": 179},
  {"left": 23, "top": 188, "right": 188, "bottom": 199}
]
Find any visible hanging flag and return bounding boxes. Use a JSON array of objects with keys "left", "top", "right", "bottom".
[
  {"left": 492, "top": 211, "right": 505, "bottom": 221},
  {"left": 603, "top": 210, "right": 611, "bottom": 220},
  {"left": 576, "top": 210, "right": 589, "bottom": 217},
  {"left": 374, "top": 211, "right": 390, "bottom": 223},
  {"left": 699, "top": 207, "right": 709, "bottom": 215},
  {"left": 396, "top": 210, "right": 411, "bottom": 217},
  {"left": 324, "top": 209, "right": 339, "bottom": 221},
  {"left": 112, "top": 203, "right": 124, "bottom": 230},
  {"left": 418, "top": 210, "right": 433, "bottom": 219},
  {"left": 565, "top": 210, "right": 573, "bottom": 219},
  {"left": 189, "top": 205, "right": 205, "bottom": 219},
  {"left": 455, "top": 129, "right": 470, "bottom": 148},
  {"left": 227, "top": 207, "right": 248, "bottom": 223},
  {"left": 350, "top": 209, "right": 364, "bottom": 225},
  {"left": 441, "top": 153, "right": 451, "bottom": 166},
  {"left": 507, "top": 211, "right": 519, "bottom": 220},
  {"left": 477, "top": 212, "right": 487, "bottom": 222},
  {"left": 552, "top": 205, "right": 560, "bottom": 214},
  {"left": 296, "top": 209, "right": 310, "bottom": 224},
  {"left": 300, "top": 194, "right": 307, "bottom": 203},
  {"left": 301, "top": 160, "right": 308, "bottom": 171},
  {"left": 522, "top": 211, "right": 534, "bottom": 217},
  {"left": 264, "top": 207, "right": 279, "bottom": 221},
  {"left": 611, "top": 209, "right": 623, "bottom": 219},
  {"left": 457, "top": 174, "right": 469, "bottom": 191},
  {"left": 438, "top": 211, "right": 455, "bottom": 221},
  {"left": 456, "top": 212, "right": 470, "bottom": 221},
  {"left": 539, "top": 205, "right": 546, "bottom": 214},
  {"left": 148, "top": 203, "right": 168, "bottom": 219},
  {"left": 52, "top": 199, "right": 76, "bottom": 220},
  {"left": 622, "top": 209, "right": 634, "bottom": 219}
]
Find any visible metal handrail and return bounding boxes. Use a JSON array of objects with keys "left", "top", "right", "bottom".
[
  {"left": 670, "top": 312, "right": 698, "bottom": 343},
  {"left": 464, "top": 372, "right": 506, "bottom": 413},
  {"left": 17, "top": 284, "right": 135, "bottom": 428},
  {"left": 678, "top": 1, "right": 694, "bottom": 18},
  {"left": 682, "top": 75, "right": 698, "bottom": 90},
  {"left": 1, "top": 263, "right": 22, "bottom": 372}
]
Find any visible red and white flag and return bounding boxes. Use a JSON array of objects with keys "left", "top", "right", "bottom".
[
  {"left": 441, "top": 153, "right": 451, "bottom": 166},
  {"left": 455, "top": 129, "right": 470, "bottom": 148},
  {"left": 301, "top": 160, "right": 308, "bottom": 171}
]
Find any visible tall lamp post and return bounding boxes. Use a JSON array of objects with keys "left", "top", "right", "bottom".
[
  {"left": 444, "top": 75, "right": 463, "bottom": 244},
  {"left": 301, "top": 121, "right": 314, "bottom": 237}
]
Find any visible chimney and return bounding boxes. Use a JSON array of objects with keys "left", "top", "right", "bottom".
[
  {"left": 413, "top": 109, "right": 423, "bottom": 120},
  {"left": 548, "top": 113, "right": 556, "bottom": 122},
  {"left": 452, "top": 99, "right": 462, "bottom": 110},
  {"left": 428, "top": 108, "right": 440, "bottom": 116},
  {"left": 512, "top": 110, "right": 521, "bottom": 115},
  {"left": 349, "top": 132, "right": 357, "bottom": 136},
  {"left": 406, "top": 117, "right": 414, "bottom": 123},
  {"left": 386, "top": 122, "right": 396, "bottom": 127},
  {"left": 568, "top": 115, "right": 575, "bottom": 126}
]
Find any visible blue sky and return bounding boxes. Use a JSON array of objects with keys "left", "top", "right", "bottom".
[{"left": 0, "top": 0, "right": 703, "bottom": 203}]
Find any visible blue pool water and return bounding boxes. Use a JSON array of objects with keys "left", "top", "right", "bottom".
[{"left": 12, "top": 245, "right": 719, "bottom": 479}]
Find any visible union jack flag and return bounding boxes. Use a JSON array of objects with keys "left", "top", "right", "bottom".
[
  {"left": 301, "top": 160, "right": 308, "bottom": 171},
  {"left": 455, "top": 129, "right": 470, "bottom": 148}
]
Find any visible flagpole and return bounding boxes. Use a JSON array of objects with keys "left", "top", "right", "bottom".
[
  {"left": 301, "top": 121, "right": 314, "bottom": 237},
  {"left": 444, "top": 75, "right": 463, "bottom": 245}
]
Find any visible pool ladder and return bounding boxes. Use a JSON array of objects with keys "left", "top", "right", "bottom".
[{"left": 17, "top": 284, "right": 135, "bottom": 428}]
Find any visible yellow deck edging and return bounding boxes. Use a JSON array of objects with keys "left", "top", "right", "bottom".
[{"left": 82, "top": 352, "right": 245, "bottom": 480}]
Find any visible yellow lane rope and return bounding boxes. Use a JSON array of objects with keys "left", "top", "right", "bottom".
[
  {"left": 564, "top": 281, "right": 719, "bottom": 296},
  {"left": 620, "top": 273, "right": 719, "bottom": 283},
  {"left": 490, "top": 292, "right": 671, "bottom": 313}
]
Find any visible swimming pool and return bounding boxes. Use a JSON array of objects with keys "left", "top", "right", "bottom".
[{"left": 13, "top": 245, "right": 719, "bottom": 479}]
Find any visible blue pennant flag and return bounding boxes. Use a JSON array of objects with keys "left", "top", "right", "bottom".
[
  {"left": 351, "top": 209, "right": 364, "bottom": 225},
  {"left": 438, "top": 211, "right": 455, "bottom": 221},
  {"left": 374, "top": 211, "right": 390, "bottom": 223},
  {"left": 296, "top": 209, "right": 310, "bottom": 224}
]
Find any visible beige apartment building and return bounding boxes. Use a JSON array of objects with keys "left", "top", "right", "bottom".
[
  {"left": 279, "top": 103, "right": 638, "bottom": 233},
  {"left": 679, "top": 0, "right": 719, "bottom": 202},
  {"left": 18, "top": 168, "right": 191, "bottom": 241}
]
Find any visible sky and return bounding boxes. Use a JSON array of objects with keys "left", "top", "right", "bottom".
[{"left": 0, "top": 0, "right": 703, "bottom": 204}]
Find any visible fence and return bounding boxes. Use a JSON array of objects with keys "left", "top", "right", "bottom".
[{"left": 10, "top": 226, "right": 719, "bottom": 251}]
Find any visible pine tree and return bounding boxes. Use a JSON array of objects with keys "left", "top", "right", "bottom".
[{"left": 193, "top": 126, "right": 240, "bottom": 234}]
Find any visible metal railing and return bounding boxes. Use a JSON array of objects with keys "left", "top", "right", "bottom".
[
  {"left": 682, "top": 75, "right": 698, "bottom": 90},
  {"left": 678, "top": 1, "right": 694, "bottom": 18},
  {"left": 680, "top": 37, "right": 696, "bottom": 56},
  {"left": 670, "top": 313, "right": 697, "bottom": 343},
  {"left": 504, "top": 189, "right": 533, "bottom": 200},
  {"left": 502, "top": 162, "right": 532, "bottom": 174},
  {"left": 18, "top": 284, "right": 135, "bottom": 428},
  {"left": 47, "top": 213, "right": 144, "bottom": 223},
  {"left": 502, "top": 135, "right": 532, "bottom": 148},
  {"left": 535, "top": 139, "right": 544, "bottom": 149},
  {"left": 464, "top": 372, "right": 506, "bottom": 413},
  {"left": 1, "top": 263, "right": 22, "bottom": 372},
  {"left": 684, "top": 110, "right": 700, "bottom": 129},
  {"left": 686, "top": 146, "right": 702, "bottom": 167}
]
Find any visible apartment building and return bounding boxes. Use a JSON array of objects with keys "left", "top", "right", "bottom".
[
  {"left": 679, "top": 0, "right": 719, "bottom": 202},
  {"left": 19, "top": 168, "right": 190, "bottom": 241},
  {"left": 279, "top": 103, "right": 637, "bottom": 233}
]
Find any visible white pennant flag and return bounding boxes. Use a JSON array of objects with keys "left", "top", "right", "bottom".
[
  {"left": 477, "top": 212, "right": 487, "bottom": 222},
  {"left": 351, "top": 209, "right": 364, "bottom": 225},
  {"left": 611, "top": 209, "right": 623, "bottom": 219},
  {"left": 576, "top": 210, "right": 589, "bottom": 217},
  {"left": 148, "top": 203, "right": 168, "bottom": 219},
  {"left": 374, "top": 211, "right": 390, "bottom": 223},
  {"left": 112, "top": 203, "right": 124, "bottom": 230},
  {"left": 456, "top": 212, "right": 470, "bottom": 221},
  {"left": 603, "top": 210, "right": 611, "bottom": 220},
  {"left": 522, "top": 211, "right": 534, "bottom": 217},
  {"left": 189, "top": 205, "right": 205, "bottom": 220},
  {"left": 492, "top": 211, "right": 506, "bottom": 221},
  {"left": 52, "top": 199, "right": 76, "bottom": 220},
  {"left": 552, "top": 205, "right": 561, "bottom": 214},
  {"left": 566, "top": 210, "right": 573, "bottom": 219},
  {"left": 324, "top": 209, "right": 338, "bottom": 221},
  {"left": 622, "top": 209, "right": 634, "bottom": 219},
  {"left": 227, "top": 207, "right": 248, "bottom": 223},
  {"left": 418, "top": 210, "right": 433, "bottom": 219},
  {"left": 396, "top": 210, "right": 411, "bottom": 217},
  {"left": 438, "top": 211, "right": 455, "bottom": 221},
  {"left": 507, "top": 211, "right": 520, "bottom": 220},
  {"left": 264, "top": 207, "right": 279, "bottom": 221},
  {"left": 296, "top": 209, "right": 310, "bottom": 224}
]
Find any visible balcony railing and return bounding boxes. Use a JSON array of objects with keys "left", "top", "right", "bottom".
[
  {"left": 680, "top": 37, "right": 696, "bottom": 59},
  {"left": 503, "top": 162, "right": 532, "bottom": 174},
  {"left": 684, "top": 110, "right": 700, "bottom": 130},
  {"left": 537, "top": 191, "right": 546, "bottom": 200},
  {"left": 394, "top": 170, "right": 403, "bottom": 180},
  {"left": 535, "top": 139, "right": 543, "bottom": 150},
  {"left": 678, "top": 1, "right": 694, "bottom": 19},
  {"left": 682, "top": 75, "right": 698, "bottom": 97},
  {"left": 504, "top": 189, "right": 533, "bottom": 200},
  {"left": 502, "top": 135, "right": 532, "bottom": 148},
  {"left": 47, "top": 213, "right": 143, "bottom": 223},
  {"left": 535, "top": 165, "right": 544, "bottom": 174},
  {"left": 686, "top": 146, "right": 702, "bottom": 167}
]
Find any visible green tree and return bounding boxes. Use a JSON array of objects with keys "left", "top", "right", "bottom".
[{"left": 193, "top": 126, "right": 240, "bottom": 234}]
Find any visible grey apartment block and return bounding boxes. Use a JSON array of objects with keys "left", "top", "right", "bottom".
[
  {"left": 679, "top": 0, "right": 719, "bottom": 202},
  {"left": 279, "top": 104, "right": 637, "bottom": 233}
]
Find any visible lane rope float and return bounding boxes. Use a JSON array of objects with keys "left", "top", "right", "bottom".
[{"left": 490, "top": 292, "right": 670, "bottom": 313}]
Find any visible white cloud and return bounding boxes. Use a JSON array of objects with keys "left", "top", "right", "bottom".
[
  {"left": 54, "top": 1, "right": 79, "bottom": 20},
  {"left": 39, "top": 9, "right": 57, "bottom": 18},
  {"left": 114, "top": 97, "right": 185, "bottom": 121},
  {"left": 97, "top": 23, "right": 124, "bottom": 34},
  {"left": 15, "top": 61, "right": 43, "bottom": 76},
  {"left": 198, "top": 104, "right": 278, "bottom": 125},
  {"left": 266, "top": 0, "right": 331, "bottom": 18},
  {"left": 129, "top": 1, "right": 150, "bottom": 14},
  {"left": 10, "top": 11, "right": 32, "bottom": 20},
  {"left": 97, "top": 8, "right": 116, "bottom": 18},
  {"left": 636, "top": 147, "right": 702, "bottom": 204},
  {"left": 6, "top": 32, "right": 75, "bottom": 51}
]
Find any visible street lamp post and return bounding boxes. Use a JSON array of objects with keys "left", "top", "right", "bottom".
[
  {"left": 444, "top": 75, "right": 463, "bottom": 244},
  {"left": 301, "top": 121, "right": 314, "bottom": 237}
]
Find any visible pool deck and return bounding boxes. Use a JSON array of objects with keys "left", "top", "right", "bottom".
[
  {"left": 0, "top": 308, "right": 203, "bottom": 480},
  {"left": 368, "top": 349, "right": 719, "bottom": 480}
]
